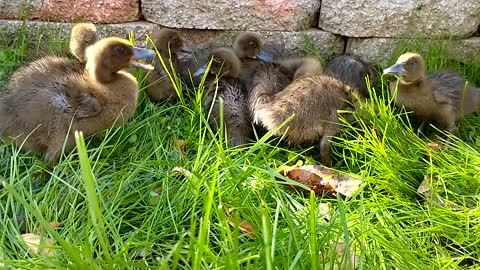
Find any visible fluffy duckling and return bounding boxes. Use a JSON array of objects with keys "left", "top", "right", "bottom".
[
  {"left": 0, "top": 37, "right": 155, "bottom": 163},
  {"left": 279, "top": 57, "right": 323, "bottom": 80},
  {"left": 384, "top": 52, "right": 480, "bottom": 136},
  {"left": 325, "top": 55, "right": 376, "bottom": 98},
  {"left": 146, "top": 29, "right": 193, "bottom": 103},
  {"left": 249, "top": 60, "right": 361, "bottom": 166},
  {"left": 194, "top": 48, "right": 252, "bottom": 147},
  {"left": 233, "top": 32, "right": 273, "bottom": 86},
  {"left": 6, "top": 23, "right": 97, "bottom": 91},
  {"left": 69, "top": 22, "right": 97, "bottom": 64}
]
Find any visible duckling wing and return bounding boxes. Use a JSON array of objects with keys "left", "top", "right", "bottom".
[{"left": 428, "top": 71, "right": 467, "bottom": 107}]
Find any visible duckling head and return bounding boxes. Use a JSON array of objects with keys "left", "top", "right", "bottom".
[
  {"left": 383, "top": 52, "right": 426, "bottom": 84},
  {"left": 233, "top": 32, "right": 272, "bottom": 63},
  {"left": 69, "top": 22, "right": 97, "bottom": 63},
  {"left": 193, "top": 48, "right": 241, "bottom": 79},
  {"left": 151, "top": 28, "right": 193, "bottom": 55},
  {"left": 85, "top": 37, "right": 155, "bottom": 83}
]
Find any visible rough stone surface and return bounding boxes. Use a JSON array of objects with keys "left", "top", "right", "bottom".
[
  {"left": 347, "top": 37, "right": 480, "bottom": 64},
  {"left": 0, "top": 20, "right": 158, "bottom": 47},
  {"left": 142, "top": 0, "right": 320, "bottom": 31},
  {"left": 319, "top": 0, "right": 480, "bottom": 38},
  {"left": 0, "top": 0, "right": 139, "bottom": 23},
  {"left": 180, "top": 28, "right": 344, "bottom": 60},
  {"left": 0, "top": 0, "right": 42, "bottom": 18},
  {"left": 0, "top": 20, "right": 344, "bottom": 60}
]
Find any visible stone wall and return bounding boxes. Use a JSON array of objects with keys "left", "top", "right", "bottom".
[{"left": 1, "top": 0, "right": 479, "bottom": 64}]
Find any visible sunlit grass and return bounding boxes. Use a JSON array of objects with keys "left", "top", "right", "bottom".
[{"left": 0, "top": 24, "right": 479, "bottom": 269}]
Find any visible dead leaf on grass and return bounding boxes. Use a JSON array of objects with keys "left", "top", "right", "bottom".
[
  {"left": 320, "top": 242, "right": 359, "bottom": 270},
  {"left": 221, "top": 204, "right": 255, "bottom": 236},
  {"left": 426, "top": 141, "right": 444, "bottom": 152},
  {"left": 278, "top": 165, "right": 362, "bottom": 197},
  {"left": 417, "top": 176, "right": 434, "bottom": 195},
  {"left": 172, "top": 167, "right": 192, "bottom": 177},
  {"left": 20, "top": 233, "right": 56, "bottom": 257},
  {"left": 173, "top": 139, "right": 186, "bottom": 157}
]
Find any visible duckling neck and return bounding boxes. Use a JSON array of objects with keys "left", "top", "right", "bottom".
[{"left": 87, "top": 62, "right": 115, "bottom": 83}]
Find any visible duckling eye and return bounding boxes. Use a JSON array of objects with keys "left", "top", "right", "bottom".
[
  {"left": 408, "top": 60, "right": 415, "bottom": 66},
  {"left": 248, "top": 41, "right": 256, "bottom": 48},
  {"left": 114, "top": 45, "right": 126, "bottom": 55}
]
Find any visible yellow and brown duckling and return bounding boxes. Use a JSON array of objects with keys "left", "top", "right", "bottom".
[
  {"left": 145, "top": 29, "right": 193, "bottom": 103},
  {"left": 384, "top": 52, "right": 480, "bottom": 137},
  {"left": 0, "top": 36, "right": 155, "bottom": 163},
  {"left": 69, "top": 22, "right": 97, "bottom": 64},
  {"left": 249, "top": 57, "right": 361, "bottom": 166},
  {"left": 325, "top": 54, "right": 376, "bottom": 98},
  {"left": 5, "top": 23, "right": 98, "bottom": 90},
  {"left": 194, "top": 48, "right": 253, "bottom": 147}
]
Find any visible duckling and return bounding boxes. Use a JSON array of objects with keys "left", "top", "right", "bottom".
[
  {"left": 383, "top": 52, "right": 480, "bottom": 137},
  {"left": 279, "top": 57, "right": 323, "bottom": 80},
  {"left": 146, "top": 29, "right": 193, "bottom": 103},
  {"left": 69, "top": 22, "right": 97, "bottom": 64},
  {"left": 194, "top": 48, "right": 252, "bottom": 147},
  {"left": 325, "top": 55, "right": 376, "bottom": 98},
  {"left": 249, "top": 60, "right": 361, "bottom": 166},
  {"left": 233, "top": 32, "right": 273, "bottom": 86},
  {"left": 0, "top": 37, "right": 155, "bottom": 163},
  {"left": 8, "top": 23, "right": 98, "bottom": 91}
]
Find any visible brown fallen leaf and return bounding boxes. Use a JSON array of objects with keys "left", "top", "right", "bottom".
[
  {"left": 278, "top": 165, "right": 362, "bottom": 197},
  {"left": 320, "top": 242, "right": 359, "bottom": 270},
  {"left": 49, "top": 222, "right": 62, "bottom": 229},
  {"left": 221, "top": 204, "right": 255, "bottom": 236},
  {"left": 20, "top": 233, "right": 56, "bottom": 257},
  {"left": 173, "top": 139, "right": 186, "bottom": 157},
  {"left": 417, "top": 176, "right": 434, "bottom": 195},
  {"left": 228, "top": 218, "right": 256, "bottom": 235},
  {"left": 153, "top": 186, "right": 163, "bottom": 195},
  {"left": 426, "top": 141, "right": 444, "bottom": 152}
]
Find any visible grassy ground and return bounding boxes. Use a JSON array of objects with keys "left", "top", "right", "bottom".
[{"left": 0, "top": 26, "right": 480, "bottom": 269}]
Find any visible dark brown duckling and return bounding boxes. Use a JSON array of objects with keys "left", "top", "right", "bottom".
[
  {"left": 325, "top": 55, "right": 376, "bottom": 98},
  {"left": 194, "top": 48, "right": 252, "bottom": 147},
  {"left": 233, "top": 32, "right": 273, "bottom": 86},
  {"left": 0, "top": 37, "right": 155, "bottom": 163},
  {"left": 249, "top": 60, "right": 361, "bottom": 166},
  {"left": 384, "top": 52, "right": 480, "bottom": 137},
  {"left": 69, "top": 22, "right": 97, "bottom": 64},
  {"left": 146, "top": 29, "right": 193, "bottom": 103}
]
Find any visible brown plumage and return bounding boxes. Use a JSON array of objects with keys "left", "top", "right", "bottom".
[
  {"left": 69, "top": 22, "right": 97, "bottom": 64},
  {"left": 146, "top": 29, "right": 192, "bottom": 103},
  {"left": 384, "top": 52, "right": 480, "bottom": 136},
  {"left": 7, "top": 23, "right": 97, "bottom": 90},
  {"left": 279, "top": 57, "right": 323, "bottom": 80},
  {"left": 197, "top": 48, "right": 253, "bottom": 147},
  {"left": 325, "top": 54, "right": 376, "bottom": 98},
  {"left": 0, "top": 37, "right": 154, "bottom": 163},
  {"left": 233, "top": 32, "right": 273, "bottom": 87},
  {"left": 249, "top": 60, "right": 361, "bottom": 166}
]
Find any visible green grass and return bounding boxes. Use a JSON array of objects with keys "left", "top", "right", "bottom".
[{"left": 1, "top": 26, "right": 480, "bottom": 269}]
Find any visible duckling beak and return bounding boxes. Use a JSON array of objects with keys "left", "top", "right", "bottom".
[
  {"left": 132, "top": 47, "right": 156, "bottom": 70},
  {"left": 257, "top": 50, "right": 273, "bottom": 63},
  {"left": 180, "top": 45, "right": 194, "bottom": 54},
  {"left": 193, "top": 64, "right": 207, "bottom": 77},
  {"left": 383, "top": 63, "right": 404, "bottom": 76}
]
